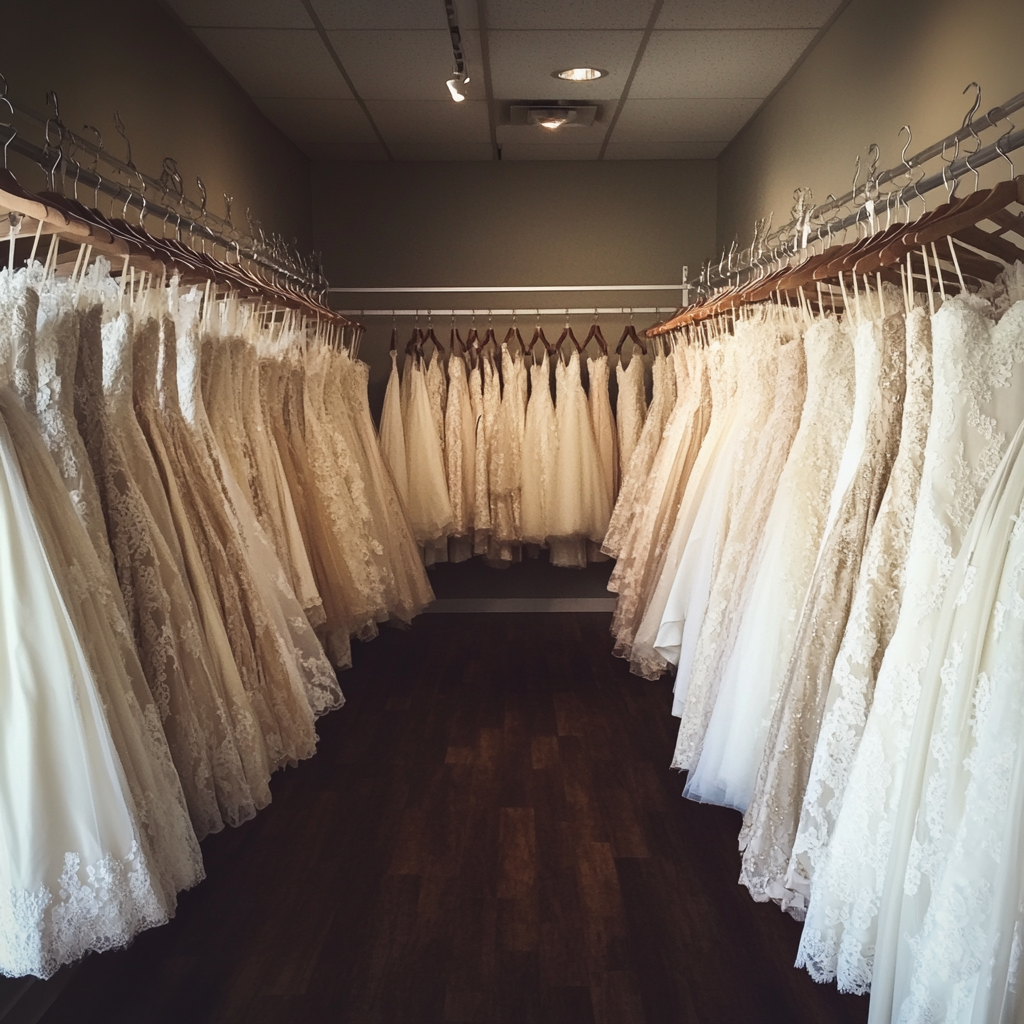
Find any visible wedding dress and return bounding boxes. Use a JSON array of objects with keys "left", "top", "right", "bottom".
[
  {"left": 425, "top": 347, "right": 447, "bottom": 468},
  {"left": 588, "top": 352, "right": 619, "bottom": 509},
  {"left": 682, "top": 316, "right": 856, "bottom": 812},
  {"left": 549, "top": 350, "right": 612, "bottom": 566},
  {"left": 521, "top": 351, "right": 556, "bottom": 545},
  {"left": 870, "top": 386, "right": 1024, "bottom": 1024},
  {"left": 787, "top": 305, "right": 932, "bottom": 911},
  {"left": 0, "top": 268, "right": 202, "bottom": 979},
  {"left": 490, "top": 344, "right": 526, "bottom": 552},
  {"left": 380, "top": 349, "right": 409, "bottom": 504},
  {"left": 329, "top": 347, "right": 433, "bottom": 622},
  {"left": 673, "top": 326, "right": 807, "bottom": 758},
  {"left": 470, "top": 356, "right": 491, "bottom": 553},
  {"left": 609, "top": 344, "right": 709, "bottom": 655},
  {"left": 403, "top": 354, "right": 453, "bottom": 548},
  {"left": 444, "top": 351, "right": 476, "bottom": 558},
  {"left": 604, "top": 344, "right": 676, "bottom": 559},
  {"left": 193, "top": 311, "right": 340, "bottom": 727},
  {"left": 644, "top": 320, "right": 780, "bottom": 689},
  {"left": 78, "top": 294, "right": 268, "bottom": 838},
  {"left": 629, "top": 337, "right": 746, "bottom": 681},
  {"left": 615, "top": 352, "right": 647, "bottom": 482},
  {"left": 798, "top": 292, "right": 1024, "bottom": 994},
  {"left": 738, "top": 305, "right": 907, "bottom": 914}
]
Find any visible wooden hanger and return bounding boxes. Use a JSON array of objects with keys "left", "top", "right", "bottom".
[
  {"left": 503, "top": 324, "right": 526, "bottom": 352},
  {"left": 616, "top": 322, "right": 647, "bottom": 356},
  {"left": 529, "top": 324, "right": 553, "bottom": 356},
  {"left": 583, "top": 321, "right": 608, "bottom": 354}
]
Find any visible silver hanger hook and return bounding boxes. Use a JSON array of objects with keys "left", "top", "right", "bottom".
[
  {"left": 941, "top": 132, "right": 961, "bottom": 200},
  {"left": 82, "top": 125, "right": 104, "bottom": 206},
  {"left": 112, "top": 110, "right": 135, "bottom": 171},
  {"left": 223, "top": 191, "right": 233, "bottom": 228},
  {"left": 0, "top": 74, "right": 15, "bottom": 171}
]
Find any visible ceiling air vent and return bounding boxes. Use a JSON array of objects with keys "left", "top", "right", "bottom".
[{"left": 508, "top": 103, "right": 599, "bottom": 129}]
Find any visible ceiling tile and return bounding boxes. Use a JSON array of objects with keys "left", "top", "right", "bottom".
[
  {"left": 658, "top": 0, "right": 844, "bottom": 30},
  {"left": 388, "top": 143, "right": 495, "bottom": 160},
  {"left": 327, "top": 30, "right": 482, "bottom": 101},
  {"left": 499, "top": 143, "right": 602, "bottom": 160},
  {"left": 630, "top": 29, "right": 817, "bottom": 97},
  {"left": 496, "top": 124, "right": 607, "bottom": 146},
  {"left": 255, "top": 97, "right": 381, "bottom": 159},
  {"left": 166, "top": 0, "right": 310, "bottom": 28},
  {"left": 367, "top": 101, "right": 491, "bottom": 146},
  {"left": 194, "top": 28, "right": 352, "bottom": 98},
  {"left": 489, "top": 30, "right": 642, "bottom": 100},
  {"left": 312, "top": 0, "right": 478, "bottom": 30},
  {"left": 487, "top": 0, "right": 655, "bottom": 30},
  {"left": 603, "top": 141, "right": 725, "bottom": 158},
  {"left": 613, "top": 97, "right": 760, "bottom": 141}
]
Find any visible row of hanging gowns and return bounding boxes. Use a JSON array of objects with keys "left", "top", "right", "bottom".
[
  {"left": 0, "top": 258, "right": 432, "bottom": 979},
  {"left": 378, "top": 342, "right": 642, "bottom": 568},
  {"left": 605, "top": 262, "right": 1024, "bottom": 1023}
]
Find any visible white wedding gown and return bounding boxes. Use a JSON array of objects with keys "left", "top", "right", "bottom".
[
  {"left": 798, "top": 292, "right": 1024, "bottom": 994},
  {"left": 682, "top": 316, "right": 856, "bottom": 812}
]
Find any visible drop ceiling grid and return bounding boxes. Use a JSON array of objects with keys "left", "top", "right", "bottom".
[{"left": 164, "top": 0, "right": 847, "bottom": 160}]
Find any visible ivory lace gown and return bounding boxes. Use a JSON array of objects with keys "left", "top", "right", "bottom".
[
  {"left": 673, "top": 330, "right": 806, "bottom": 757},
  {"left": 403, "top": 354, "right": 453, "bottom": 549},
  {"left": 798, "top": 293, "right": 1024, "bottom": 995},
  {"left": 642, "top": 325, "right": 779, "bottom": 687},
  {"left": 604, "top": 344, "right": 675, "bottom": 559},
  {"left": 788, "top": 306, "right": 932, "bottom": 911},
  {"left": 330, "top": 348, "right": 432, "bottom": 621},
  {"left": 629, "top": 338, "right": 745, "bottom": 680},
  {"left": 588, "top": 352, "right": 619, "bottom": 509},
  {"left": 380, "top": 350, "right": 409, "bottom": 505},
  {"left": 870, "top": 372, "right": 1024, "bottom": 1024},
  {"left": 738, "top": 307, "right": 907, "bottom": 914},
  {"left": 444, "top": 351, "right": 476, "bottom": 561},
  {"left": 236, "top": 337, "right": 324, "bottom": 627},
  {"left": 549, "top": 350, "right": 612, "bottom": 567},
  {"left": 682, "top": 316, "right": 856, "bottom": 812},
  {"left": 490, "top": 344, "right": 526, "bottom": 554},
  {"left": 194, "top": 318, "right": 340, "bottom": 726},
  {"left": 0, "top": 268, "right": 202, "bottom": 979},
  {"left": 615, "top": 352, "right": 647, "bottom": 481},
  {"left": 78, "top": 301, "right": 268, "bottom": 838},
  {"left": 470, "top": 357, "right": 491, "bottom": 553},
  {"left": 521, "top": 351, "right": 557, "bottom": 545},
  {"left": 609, "top": 345, "right": 709, "bottom": 656}
]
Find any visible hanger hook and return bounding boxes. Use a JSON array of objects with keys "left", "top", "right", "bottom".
[
  {"left": 112, "top": 110, "right": 135, "bottom": 171},
  {"left": 0, "top": 74, "right": 15, "bottom": 172}
]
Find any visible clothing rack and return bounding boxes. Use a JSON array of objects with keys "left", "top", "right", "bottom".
[
  {"left": 339, "top": 306, "right": 680, "bottom": 317},
  {"left": 703, "top": 87, "right": 1024, "bottom": 292},
  {"left": 330, "top": 271, "right": 691, "bottom": 307},
  {"left": 2, "top": 92, "right": 325, "bottom": 295}
]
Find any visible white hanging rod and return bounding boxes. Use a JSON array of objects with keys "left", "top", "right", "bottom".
[
  {"left": 328, "top": 284, "right": 682, "bottom": 293},
  {"left": 338, "top": 307, "right": 680, "bottom": 317}
]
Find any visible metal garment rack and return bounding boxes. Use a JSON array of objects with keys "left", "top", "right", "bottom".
[
  {"left": 330, "top": 271, "right": 691, "bottom": 316},
  {"left": 703, "top": 87, "right": 1024, "bottom": 292},
  {"left": 340, "top": 306, "right": 680, "bottom": 317},
  {"left": 3, "top": 96, "right": 324, "bottom": 293}
]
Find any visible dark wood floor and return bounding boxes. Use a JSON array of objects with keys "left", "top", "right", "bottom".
[{"left": 43, "top": 613, "right": 868, "bottom": 1024}]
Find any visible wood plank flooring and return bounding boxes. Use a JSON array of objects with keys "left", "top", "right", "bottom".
[{"left": 43, "top": 614, "right": 868, "bottom": 1024}]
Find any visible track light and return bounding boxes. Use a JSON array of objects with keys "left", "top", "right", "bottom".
[{"left": 447, "top": 76, "right": 466, "bottom": 102}]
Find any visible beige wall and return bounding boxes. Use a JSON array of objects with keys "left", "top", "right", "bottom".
[
  {"left": 311, "top": 159, "right": 716, "bottom": 413},
  {"left": 2, "top": 0, "right": 312, "bottom": 248},
  {"left": 717, "top": 0, "right": 1024, "bottom": 257}
]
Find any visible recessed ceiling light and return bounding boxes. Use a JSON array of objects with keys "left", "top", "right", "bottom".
[
  {"left": 528, "top": 108, "right": 579, "bottom": 131},
  {"left": 553, "top": 67, "right": 606, "bottom": 82}
]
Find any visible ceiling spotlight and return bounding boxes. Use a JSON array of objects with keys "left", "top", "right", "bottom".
[
  {"left": 446, "top": 76, "right": 467, "bottom": 102},
  {"left": 553, "top": 67, "right": 606, "bottom": 82},
  {"left": 528, "top": 108, "right": 579, "bottom": 131}
]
